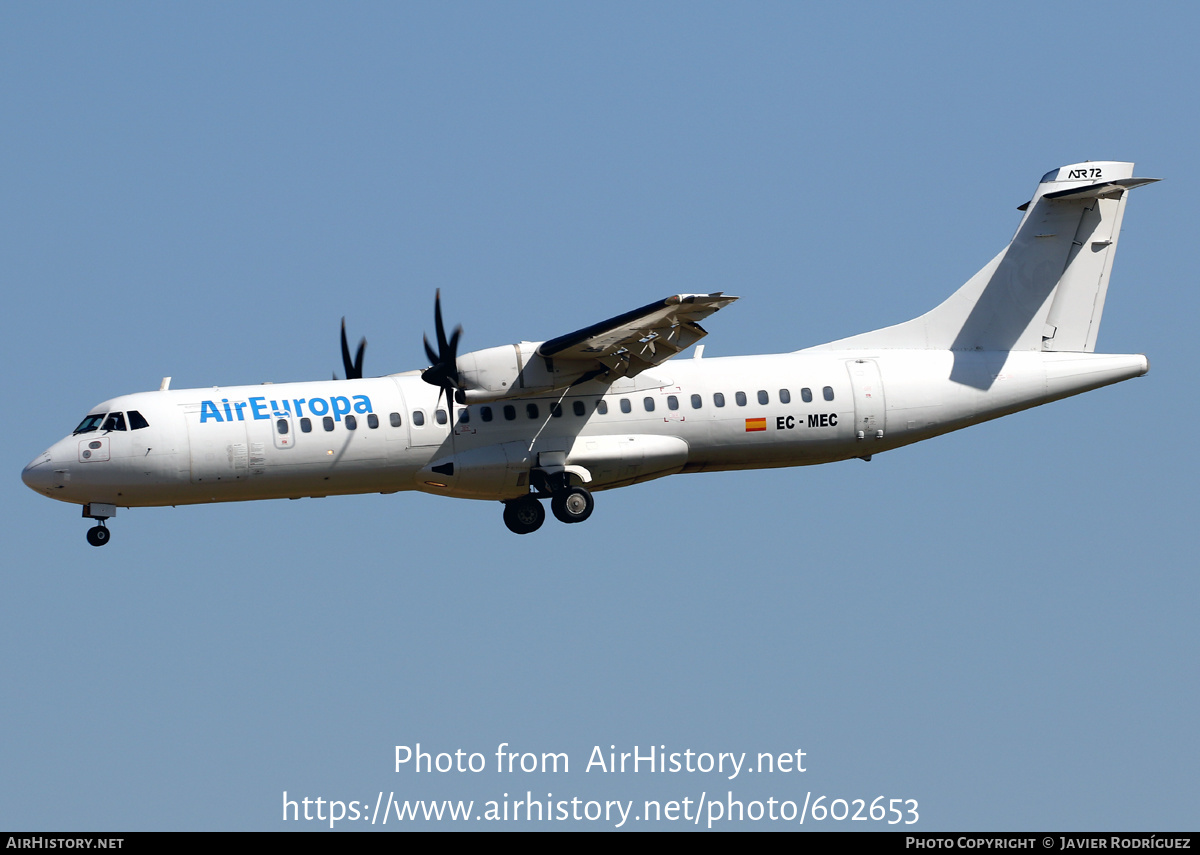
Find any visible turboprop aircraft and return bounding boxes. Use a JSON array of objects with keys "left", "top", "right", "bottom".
[{"left": 23, "top": 161, "right": 1156, "bottom": 545}]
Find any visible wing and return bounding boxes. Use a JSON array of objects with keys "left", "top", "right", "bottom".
[{"left": 538, "top": 292, "right": 738, "bottom": 376}]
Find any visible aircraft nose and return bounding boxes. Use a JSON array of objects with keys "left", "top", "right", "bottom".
[{"left": 22, "top": 452, "right": 55, "bottom": 494}]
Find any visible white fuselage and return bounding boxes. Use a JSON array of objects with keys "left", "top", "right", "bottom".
[{"left": 22, "top": 348, "right": 1148, "bottom": 510}]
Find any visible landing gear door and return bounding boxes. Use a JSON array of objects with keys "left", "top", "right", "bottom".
[{"left": 847, "top": 359, "right": 886, "bottom": 440}]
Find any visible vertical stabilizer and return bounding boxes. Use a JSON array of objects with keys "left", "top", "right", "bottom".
[
  {"left": 807, "top": 162, "right": 1157, "bottom": 354},
  {"left": 1039, "top": 167, "right": 1138, "bottom": 353}
]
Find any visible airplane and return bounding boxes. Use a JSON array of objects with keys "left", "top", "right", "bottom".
[{"left": 23, "top": 161, "right": 1156, "bottom": 545}]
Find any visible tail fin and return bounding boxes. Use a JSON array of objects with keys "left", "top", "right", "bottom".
[{"left": 809, "top": 161, "right": 1157, "bottom": 353}]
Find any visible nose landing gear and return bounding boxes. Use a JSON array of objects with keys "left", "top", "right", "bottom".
[{"left": 82, "top": 502, "right": 116, "bottom": 547}]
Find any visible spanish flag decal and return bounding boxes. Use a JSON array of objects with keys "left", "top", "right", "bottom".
[{"left": 745, "top": 417, "right": 767, "bottom": 432}]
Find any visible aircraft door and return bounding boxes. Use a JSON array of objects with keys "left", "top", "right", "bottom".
[
  {"left": 407, "top": 404, "right": 453, "bottom": 448},
  {"left": 386, "top": 377, "right": 453, "bottom": 449},
  {"left": 659, "top": 385, "right": 685, "bottom": 422},
  {"left": 271, "top": 413, "right": 295, "bottom": 450},
  {"left": 183, "top": 406, "right": 251, "bottom": 484},
  {"left": 847, "top": 359, "right": 886, "bottom": 440}
]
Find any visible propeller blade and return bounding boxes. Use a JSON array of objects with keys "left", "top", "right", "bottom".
[
  {"left": 340, "top": 318, "right": 367, "bottom": 380},
  {"left": 421, "top": 290, "right": 464, "bottom": 398},
  {"left": 434, "top": 290, "right": 448, "bottom": 352},
  {"left": 432, "top": 290, "right": 462, "bottom": 363}
]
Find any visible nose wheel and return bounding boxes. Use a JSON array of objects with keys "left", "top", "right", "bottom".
[
  {"left": 82, "top": 502, "right": 116, "bottom": 547},
  {"left": 86, "top": 523, "right": 111, "bottom": 547}
]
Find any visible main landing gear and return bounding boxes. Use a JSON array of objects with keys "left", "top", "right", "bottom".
[
  {"left": 550, "top": 486, "right": 594, "bottom": 524},
  {"left": 501, "top": 481, "right": 595, "bottom": 535},
  {"left": 82, "top": 502, "right": 116, "bottom": 547},
  {"left": 502, "top": 496, "right": 545, "bottom": 535}
]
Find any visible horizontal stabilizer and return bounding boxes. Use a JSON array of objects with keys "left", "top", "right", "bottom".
[{"left": 1044, "top": 177, "right": 1159, "bottom": 201}]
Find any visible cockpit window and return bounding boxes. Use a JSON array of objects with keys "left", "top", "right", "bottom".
[
  {"left": 73, "top": 413, "right": 106, "bottom": 434},
  {"left": 128, "top": 410, "right": 150, "bottom": 430},
  {"left": 101, "top": 412, "right": 127, "bottom": 432}
]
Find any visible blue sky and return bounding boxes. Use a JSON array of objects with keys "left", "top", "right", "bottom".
[{"left": 3, "top": 2, "right": 1196, "bottom": 830}]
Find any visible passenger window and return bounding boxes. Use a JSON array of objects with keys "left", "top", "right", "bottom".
[
  {"left": 300, "top": 418, "right": 312, "bottom": 433},
  {"left": 551, "top": 403, "right": 563, "bottom": 418},
  {"left": 345, "top": 415, "right": 357, "bottom": 430},
  {"left": 643, "top": 397, "right": 655, "bottom": 412},
  {"left": 322, "top": 416, "right": 335, "bottom": 432},
  {"left": 503, "top": 405, "right": 516, "bottom": 421},
  {"left": 620, "top": 398, "right": 632, "bottom": 414},
  {"left": 367, "top": 413, "right": 379, "bottom": 429},
  {"left": 481, "top": 406, "right": 494, "bottom": 422},
  {"left": 276, "top": 418, "right": 289, "bottom": 435},
  {"left": 526, "top": 403, "right": 539, "bottom": 419},
  {"left": 823, "top": 386, "right": 835, "bottom": 401},
  {"left": 128, "top": 410, "right": 150, "bottom": 430},
  {"left": 667, "top": 395, "right": 679, "bottom": 410},
  {"left": 596, "top": 400, "right": 608, "bottom": 415},
  {"left": 435, "top": 409, "right": 448, "bottom": 425},
  {"left": 389, "top": 412, "right": 402, "bottom": 427},
  {"left": 573, "top": 400, "right": 586, "bottom": 417},
  {"left": 779, "top": 389, "right": 791, "bottom": 404},
  {"left": 758, "top": 390, "right": 769, "bottom": 405},
  {"left": 413, "top": 410, "right": 425, "bottom": 426},
  {"left": 714, "top": 392, "right": 725, "bottom": 408},
  {"left": 458, "top": 408, "right": 470, "bottom": 424},
  {"left": 735, "top": 392, "right": 747, "bottom": 407},
  {"left": 102, "top": 412, "right": 127, "bottom": 431},
  {"left": 691, "top": 394, "right": 702, "bottom": 409},
  {"left": 801, "top": 387, "right": 813, "bottom": 403}
]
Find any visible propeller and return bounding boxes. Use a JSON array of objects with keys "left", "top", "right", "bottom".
[
  {"left": 337, "top": 318, "right": 366, "bottom": 380},
  {"left": 421, "top": 290, "right": 463, "bottom": 406}
]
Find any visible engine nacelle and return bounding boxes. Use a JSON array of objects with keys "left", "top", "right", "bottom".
[
  {"left": 415, "top": 441, "right": 534, "bottom": 500},
  {"left": 456, "top": 342, "right": 595, "bottom": 404}
]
